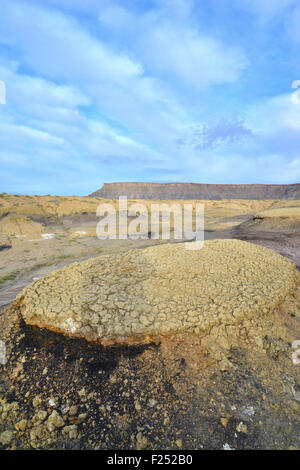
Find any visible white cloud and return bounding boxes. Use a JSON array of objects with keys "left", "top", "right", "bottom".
[
  {"left": 0, "top": 61, "right": 90, "bottom": 120},
  {"left": 246, "top": 92, "right": 300, "bottom": 134},
  {"left": 171, "top": 87, "right": 300, "bottom": 184},
  {"left": 98, "top": 3, "right": 134, "bottom": 30},
  {"left": 98, "top": 2, "right": 248, "bottom": 90},
  {"left": 286, "top": 4, "right": 300, "bottom": 43},
  {"left": 0, "top": 0, "right": 250, "bottom": 156},
  {"left": 236, "top": 0, "right": 298, "bottom": 23},
  {"left": 139, "top": 23, "right": 248, "bottom": 89},
  {"left": 0, "top": 0, "right": 297, "bottom": 191},
  {"left": 0, "top": 120, "right": 66, "bottom": 148},
  {"left": 0, "top": 1, "right": 143, "bottom": 83}
]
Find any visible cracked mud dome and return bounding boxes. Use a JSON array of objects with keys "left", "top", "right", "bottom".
[
  {"left": 0, "top": 239, "right": 300, "bottom": 450},
  {"left": 10, "top": 240, "right": 300, "bottom": 351}
]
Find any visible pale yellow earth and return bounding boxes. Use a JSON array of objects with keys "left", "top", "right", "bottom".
[
  {"left": 242, "top": 206, "right": 300, "bottom": 232},
  {"left": 0, "top": 214, "right": 45, "bottom": 236},
  {"left": 1, "top": 193, "right": 294, "bottom": 221}
]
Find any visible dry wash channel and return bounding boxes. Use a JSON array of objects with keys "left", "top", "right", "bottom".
[{"left": 10, "top": 240, "right": 300, "bottom": 360}]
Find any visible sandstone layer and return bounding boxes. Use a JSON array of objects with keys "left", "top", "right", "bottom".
[
  {"left": 12, "top": 240, "right": 300, "bottom": 348},
  {"left": 90, "top": 182, "right": 300, "bottom": 200}
]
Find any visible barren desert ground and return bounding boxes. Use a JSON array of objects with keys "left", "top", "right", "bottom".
[{"left": 0, "top": 194, "right": 299, "bottom": 450}]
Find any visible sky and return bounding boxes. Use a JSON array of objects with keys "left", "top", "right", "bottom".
[{"left": 0, "top": 0, "right": 300, "bottom": 195}]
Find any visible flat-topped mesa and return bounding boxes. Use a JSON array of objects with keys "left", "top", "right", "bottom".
[
  {"left": 12, "top": 240, "right": 300, "bottom": 348},
  {"left": 90, "top": 182, "right": 300, "bottom": 200}
]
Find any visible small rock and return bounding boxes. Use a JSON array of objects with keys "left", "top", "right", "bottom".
[
  {"left": 69, "top": 405, "right": 78, "bottom": 416},
  {"left": 10, "top": 363, "right": 23, "bottom": 380},
  {"left": 30, "top": 425, "right": 44, "bottom": 441},
  {"left": 69, "top": 414, "right": 86, "bottom": 425},
  {"left": 134, "top": 401, "right": 142, "bottom": 412},
  {"left": 136, "top": 432, "right": 148, "bottom": 450},
  {"left": 148, "top": 399, "right": 157, "bottom": 408},
  {"left": 32, "top": 396, "right": 42, "bottom": 408},
  {"left": 61, "top": 406, "right": 70, "bottom": 415},
  {"left": 242, "top": 406, "right": 255, "bottom": 417},
  {"left": 176, "top": 439, "right": 182, "bottom": 449},
  {"left": 35, "top": 410, "right": 47, "bottom": 422},
  {"left": 163, "top": 416, "right": 170, "bottom": 426},
  {"left": 236, "top": 422, "right": 247, "bottom": 433},
  {"left": 62, "top": 424, "right": 78, "bottom": 439},
  {"left": 223, "top": 443, "right": 235, "bottom": 450},
  {"left": 15, "top": 419, "right": 28, "bottom": 432},
  {"left": 48, "top": 398, "right": 56, "bottom": 407},
  {"left": 0, "top": 430, "right": 14, "bottom": 446},
  {"left": 221, "top": 416, "right": 230, "bottom": 428},
  {"left": 46, "top": 410, "right": 64, "bottom": 432},
  {"left": 2, "top": 402, "right": 19, "bottom": 413}
]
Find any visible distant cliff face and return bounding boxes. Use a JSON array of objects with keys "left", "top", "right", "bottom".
[{"left": 90, "top": 182, "right": 300, "bottom": 200}]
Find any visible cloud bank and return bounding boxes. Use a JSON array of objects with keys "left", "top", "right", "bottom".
[{"left": 0, "top": 0, "right": 299, "bottom": 194}]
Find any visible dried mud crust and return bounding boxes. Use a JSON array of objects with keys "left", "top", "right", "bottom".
[{"left": 10, "top": 240, "right": 300, "bottom": 351}]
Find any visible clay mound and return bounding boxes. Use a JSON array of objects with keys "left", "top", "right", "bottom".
[
  {"left": 240, "top": 207, "right": 300, "bottom": 232},
  {"left": 12, "top": 240, "right": 299, "bottom": 347},
  {"left": 0, "top": 214, "right": 45, "bottom": 236}
]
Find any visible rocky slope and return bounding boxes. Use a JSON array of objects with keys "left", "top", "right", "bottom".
[{"left": 90, "top": 182, "right": 300, "bottom": 200}]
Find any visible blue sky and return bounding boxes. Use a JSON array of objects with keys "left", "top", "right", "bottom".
[{"left": 0, "top": 0, "right": 300, "bottom": 195}]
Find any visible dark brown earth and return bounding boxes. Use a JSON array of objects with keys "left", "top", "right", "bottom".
[
  {"left": 0, "top": 316, "right": 299, "bottom": 450},
  {"left": 90, "top": 182, "right": 300, "bottom": 200}
]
